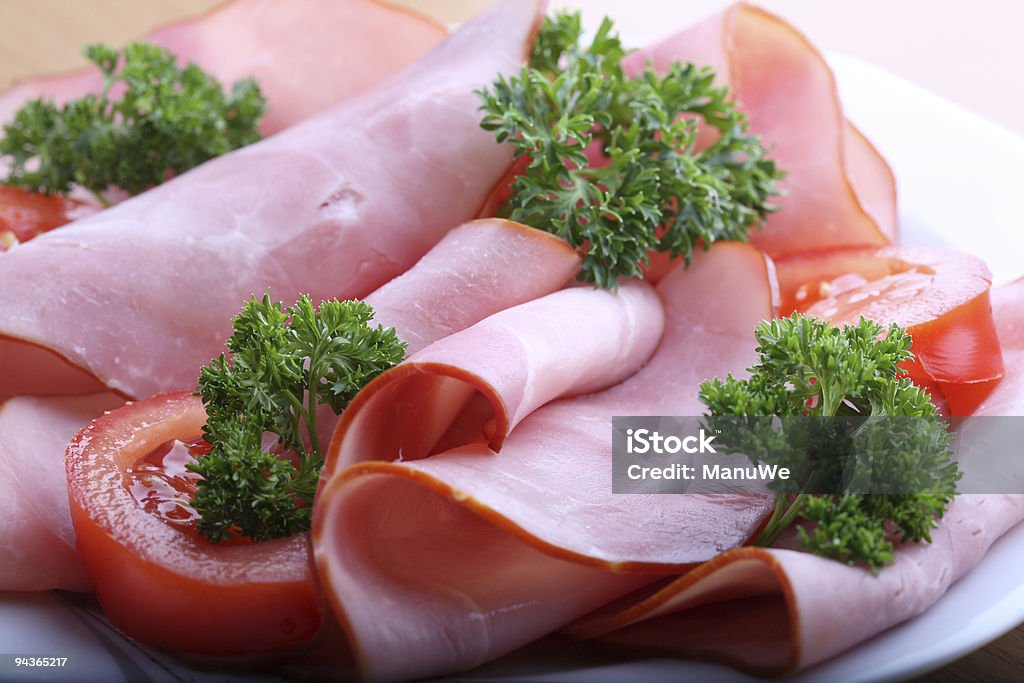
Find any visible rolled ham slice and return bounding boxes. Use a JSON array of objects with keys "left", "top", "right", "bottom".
[
  {"left": 628, "top": 2, "right": 894, "bottom": 257},
  {"left": 0, "top": 0, "right": 544, "bottom": 402},
  {"left": 314, "top": 243, "right": 777, "bottom": 681},
  {"left": 0, "top": 0, "right": 446, "bottom": 135},
  {"left": 0, "top": 393, "right": 122, "bottom": 591},
  {"left": 326, "top": 279, "right": 664, "bottom": 476},
  {"left": 566, "top": 495, "right": 1024, "bottom": 675}
]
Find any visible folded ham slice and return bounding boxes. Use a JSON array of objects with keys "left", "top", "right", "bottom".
[
  {"left": 566, "top": 495, "right": 1024, "bottom": 674},
  {"left": 313, "top": 243, "right": 777, "bottom": 681},
  {"left": 325, "top": 279, "right": 664, "bottom": 477},
  {"left": 0, "top": 0, "right": 446, "bottom": 135},
  {"left": 0, "top": 0, "right": 543, "bottom": 402},
  {"left": 628, "top": 2, "right": 894, "bottom": 257},
  {"left": 366, "top": 219, "right": 579, "bottom": 356},
  {"left": 313, "top": 217, "right": 580, "bottom": 450},
  {"left": 0, "top": 393, "right": 122, "bottom": 591}
]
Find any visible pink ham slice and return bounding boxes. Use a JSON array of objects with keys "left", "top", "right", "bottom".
[
  {"left": 0, "top": 393, "right": 122, "bottom": 591},
  {"left": 325, "top": 279, "right": 664, "bottom": 477},
  {"left": 313, "top": 243, "right": 777, "bottom": 681},
  {"left": 0, "top": 0, "right": 446, "bottom": 135},
  {"left": 566, "top": 495, "right": 1024, "bottom": 674},
  {"left": 365, "top": 219, "right": 579, "bottom": 356},
  {"left": 628, "top": 2, "right": 894, "bottom": 258},
  {"left": 0, "top": 0, "right": 543, "bottom": 402}
]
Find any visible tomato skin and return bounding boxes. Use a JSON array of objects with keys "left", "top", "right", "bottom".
[
  {"left": 0, "top": 187, "right": 97, "bottom": 247},
  {"left": 774, "top": 246, "right": 1004, "bottom": 415},
  {"left": 66, "top": 391, "right": 323, "bottom": 656}
]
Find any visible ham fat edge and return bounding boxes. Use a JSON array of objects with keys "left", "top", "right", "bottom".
[
  {"left": 312, "top": 244, "right": 778, "bottom": 682},
  {"left": 0, "top": 0, "right": 447, "bottom": 135},
  {"left": 0, "top": 0, "right": 544, "bottom": 402}
]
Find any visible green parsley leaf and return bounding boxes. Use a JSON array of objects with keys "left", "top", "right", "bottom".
[
  {"left": 477, "top": 11, "right": 783, "bottom": 289},
  {"left": 700, "top": 313, "right": 961, "bottom": 572},
  {"left": 0, "top": 42, "right": 266, "bottom": 205},
  {"left": 188, "top": 294, "right": 406, "bottom": 543}
]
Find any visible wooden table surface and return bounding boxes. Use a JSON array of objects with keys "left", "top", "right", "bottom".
[{"left": 0, "top": 0, "right": 1020, "bottom": 681}]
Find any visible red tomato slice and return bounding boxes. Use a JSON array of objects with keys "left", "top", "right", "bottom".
[
  {"left": 0, "top": 187, "right": 98, "bottom": 248},
  {"left": 65, "top": 391, "right": 323, "bottom": 655},
  {"left": 774, "top": 245, "right": 1004, "bottom": 415}
]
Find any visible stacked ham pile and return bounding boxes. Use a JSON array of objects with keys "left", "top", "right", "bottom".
[{"left": 0, "top": 1, "right": 1021, "bottom": 681}]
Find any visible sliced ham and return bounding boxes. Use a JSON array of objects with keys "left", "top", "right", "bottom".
[
  {"left": 326, "top": 279, "right": 664, "bottom": 475},
  {"left": 566, "top": 495, "right": 1024, "bottom": 674},
  {"left": 365, "top": 219, "right": 579, "bottom": 356},
  {"left": 0, "top": 0, "right": 543, "bottom": 402},
  {"left": 0, "top": 393, "right": 122, "bottom": 591},
  {"left": 313, "top": 243, "right": 777, "bottom": 681},
  {"left": 627, "top": 2, "right": 894, "bottom": 257},
  {"left": 313, "top": 217, "right": 580, "bottom": 450},
  {"left": 0, "top": 0, "right": 446, "bottom": 135}
]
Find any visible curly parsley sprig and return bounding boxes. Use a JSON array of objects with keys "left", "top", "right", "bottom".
[
  {"left": 477, "top": 11, "right": 783, "bottom": 289},
  {"left": 1, "top": 42, "right": 266, "bottom": 206},
  {"left": 188, "top": 294, "right": 406, "bottom": 543},
  {"left": 700, "top": 314, "right": 961, "bottom": 573}
]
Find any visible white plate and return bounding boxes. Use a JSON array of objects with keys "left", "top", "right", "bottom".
[{"left": 2, "top": 49, "right": 1023, "bottom": 683}]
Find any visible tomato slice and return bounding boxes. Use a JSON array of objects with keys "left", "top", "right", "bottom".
[
  {"left": 0, "top": 187, "right": 98, "bottom": 249},
  {"left": 65, "top": 391, "right": 323, "bottom": 655},
  {"left": 774, "top": 246, "right": 1004, "bottom": 415}
]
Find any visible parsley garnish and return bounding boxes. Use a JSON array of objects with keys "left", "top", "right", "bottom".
[
  {"left": 1, "top": 42, "right": 266, "bottom": 206},
  {"left": 188, "top": 294, "right": 406, "bottom": 543},
  {"left": 477, "top": 12, "right": 783, "bottom": 289},
  {"left": 700, "top": 314, "right": 961, "bottom": 572}
]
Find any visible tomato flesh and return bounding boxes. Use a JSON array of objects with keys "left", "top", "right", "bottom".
[
  {"left": 0, "top": 187, "right": 98, "bottom": 248},
  {"left": 127, "top": 439, "right": 203, "bottom": 529},
  {"left": 65, "top": 391, "right": 323, "bottom": 655},
  {"left": 774, "top": 246, "right": 1004, "bottom": 415}
]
